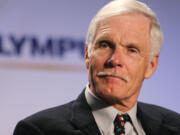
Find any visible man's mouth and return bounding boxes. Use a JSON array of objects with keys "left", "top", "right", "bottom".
[{"left": 97, "top": 72, "right": 129, "bottom": 83}]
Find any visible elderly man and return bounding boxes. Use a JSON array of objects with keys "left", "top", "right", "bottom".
[{"left": 13, "top": 0, "right": 180, "bottom": 135}]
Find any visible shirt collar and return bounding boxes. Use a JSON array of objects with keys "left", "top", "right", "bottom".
[{"left": 85, "top": 84, "right": 138, "bottom": 134}]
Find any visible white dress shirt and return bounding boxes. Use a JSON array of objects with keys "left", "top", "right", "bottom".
[{"left": 85, "top": 84, "right": 146, "bottom": 135}]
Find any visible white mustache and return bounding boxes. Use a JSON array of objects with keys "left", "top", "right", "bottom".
[{"left": 97, "top": 71, "right": 129, "bottom": 82}]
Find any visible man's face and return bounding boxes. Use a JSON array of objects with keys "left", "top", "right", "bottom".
[{"left": 85, "top": 13, "right": 158, "bottom": 105}]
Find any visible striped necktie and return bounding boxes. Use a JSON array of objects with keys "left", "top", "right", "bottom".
[{"left": 114, "top": 113, "right": 131, "bottom": 135}]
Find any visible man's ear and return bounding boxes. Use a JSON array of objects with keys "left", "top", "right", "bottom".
[
  {"left": 144, "top": 55, "right": 159, "bottom": 79},
  {"left": 85, "top": 45, "right": 90, "bottom": 69}
]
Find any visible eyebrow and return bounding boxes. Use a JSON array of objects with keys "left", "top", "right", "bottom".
[
  {"left": 95, "top": 35, "right": 115, "bottom": 45},
  {"left": 126, "top": 43, "right": 140, "bottom": 52}
]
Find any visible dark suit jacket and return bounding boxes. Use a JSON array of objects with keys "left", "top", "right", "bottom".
[{"left": 13, "top": 90, "right": 180, "bottom": 135}]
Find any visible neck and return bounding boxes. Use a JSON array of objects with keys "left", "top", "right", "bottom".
[
  {"left": 89, "top": 84, "right": 139, "bottom": 112},
  {"left": 102, "top": 93, "right": 139, "bottom": 112},
  {"left": 113, "top": 100, "right": 137, "bottom": 112}
]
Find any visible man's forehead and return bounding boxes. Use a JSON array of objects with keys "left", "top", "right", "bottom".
[
  {"left": 98, "top": 12, "right": 151, "bottom": 27},
  {"left": 95, "top": 13, "right": 151, "bottom": 40}
]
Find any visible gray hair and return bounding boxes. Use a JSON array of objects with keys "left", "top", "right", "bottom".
[{"left": 86, "top": 0, "right": 163, "bottom": 60}]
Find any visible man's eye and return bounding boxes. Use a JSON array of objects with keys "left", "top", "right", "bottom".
[
  {"left": 128, "top": 48, "right": 138, "bottom": 53},
  {"left": 99, "top": 42, "right": 110, "bottom": 48}
]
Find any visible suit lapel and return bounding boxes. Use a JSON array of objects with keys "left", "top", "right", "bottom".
[
  {"left": 137, "top": 102, "right": 179, "bottom": 135},
  {"left": 70, "top": 90, "right": 101, "bottom": 135},
  {"left": 137, "top": 103, "right": 161, "bottom": 135},
  {"left": 69, "top": 93, "right": 179, "bottom": 135}
]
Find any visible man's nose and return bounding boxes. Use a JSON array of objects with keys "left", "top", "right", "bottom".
[{"left": 105, "top": 48, "right": 124, "bottom": 68}]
